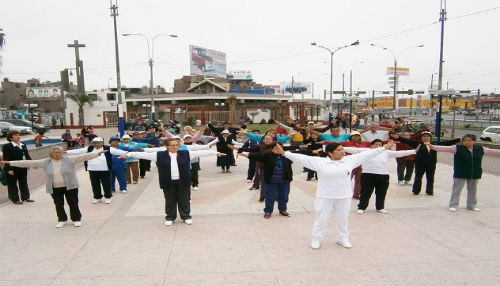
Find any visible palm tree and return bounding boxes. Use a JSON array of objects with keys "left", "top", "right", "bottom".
[
  {"left": 226, "top": 94, "right": 237, "bottom": 123},
  {"left": 66, "top": 93, "right": 99, "bottom": 126}
]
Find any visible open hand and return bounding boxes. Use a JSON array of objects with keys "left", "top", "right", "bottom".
[
  {"left": 216, "top": 152, "right": 227, "bottom": 157},
  {"left": 383, "top": 140, "right": 394, "bottom": 150},
  {"left": 117, "top": 154, "right": 128, "bottom": 159}
]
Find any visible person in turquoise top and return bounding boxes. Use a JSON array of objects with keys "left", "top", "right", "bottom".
[
  {"left": 319, "top": 126, "right": 350, "bottom": 141},
  {"left": 241, "top": 128, "right": 294, "bottom": 144},
  {"left": 119, "top": 135, "right": 148, "bottom": 184}
]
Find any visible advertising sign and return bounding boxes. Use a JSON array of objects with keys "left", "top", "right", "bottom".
[
  {"left": 227, "top": 70, "right": 252, "bottom": 80},
  {"left": 280, "top": 81, "right": 313, "bottom": 96},
  {"left": 189, "top": 45, "right": 226, "bottom": 78},
  {"left": 387, "top": 67, "right": 410, "bottom": 76},
  {"left": 25, "top": 87, "right": 61, "bottom": 98}
]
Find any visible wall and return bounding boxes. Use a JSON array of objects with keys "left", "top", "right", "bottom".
[{"left": 65, "top": 91, "right": 125, "bottom": 128}]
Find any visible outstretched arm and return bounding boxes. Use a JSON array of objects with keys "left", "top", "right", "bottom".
[
  {"left": 7, "top": 158, "right": 47, "bottom": 168},
  {"left": 282, "top": 151, "right": 322, "bottom": 171}
]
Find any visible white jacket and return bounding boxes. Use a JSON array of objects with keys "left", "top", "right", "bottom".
[
  {"left": 343, "top": 147, "right": 416, "bottom": 175},
  {"left": 283, "top": 147, "right": 386, "bottom": 199}
]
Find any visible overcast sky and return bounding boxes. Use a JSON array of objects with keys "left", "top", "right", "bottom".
[{"left": 1, "top": 0, "right": 499, "bottom": 99}]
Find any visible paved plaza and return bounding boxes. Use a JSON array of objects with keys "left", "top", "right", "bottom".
[{"left": 0, "top": 131, "right": 499, "bottom": 285}]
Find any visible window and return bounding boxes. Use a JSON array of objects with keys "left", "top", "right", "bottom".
[{"left": 107, "top": 93, "right": 116, "bottom": 101}]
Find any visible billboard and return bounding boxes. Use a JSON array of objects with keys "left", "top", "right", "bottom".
[
  {"left": 26, "top": 87, "right": 61, "bottom": 98},
  {"left": 189, "top": 45, "right": 226, "bottom": 78},
  {"left": 387, "top": 67, "right": 410, "bottom": 76},
  {"left": 280, "top": 81, "right": 313, "bottom": 96},
  {"left": 227, "top": 70, "right": 252, "bottom": 80}
]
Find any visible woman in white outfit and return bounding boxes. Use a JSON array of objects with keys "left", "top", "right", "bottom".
[
  {"left": 273, "top": 141, "right": 394, "bottom": 249},
  {"left": 343, "top": 139, "right": 416, "bottom": 214}
]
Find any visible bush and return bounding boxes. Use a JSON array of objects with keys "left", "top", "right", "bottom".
[
  {"left": 464, "top": 123, "right": 471, "bottom": 128},
  {"left": 267, "top": 118, "right": 275, "bottom": 124},
  {"left": 259, "top": 119, "right": 267, "bottom": 124},
  {"left": 182, "top": 115, "right": 196, "bottom": 127}
]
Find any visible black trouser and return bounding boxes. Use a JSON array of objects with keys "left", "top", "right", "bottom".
[
  {"left": 89, "top": 171, "right": 112, "bottom": 199},
  {"left": 63, "top": 139, "right": 75, "bottom": 149},
  {"left": 358, "top": 173, "right": 390, "bottom": 210},
  {"left": 397, "top": 160, "right": 415, "bottom": 182},
  {"left": 7, "top": 168, "right": 30, "bottom": 202},
  {"left": 139, "top": 159, "right": 148, "bottom": 178},
  {"left": 413, "top": 163, "right": 436, "bottom": 195},
  {"left": 247, "top": 159, "right": 257, "bottom": 180},
  {"left": 191, "top": 162, "right": 200, "bottom": 187},
  {"left": 51, "top": 187, "right": 81, "bottom": 222},
  {"left": 163, "top": 180, "right": 191, "bottom": 221}
]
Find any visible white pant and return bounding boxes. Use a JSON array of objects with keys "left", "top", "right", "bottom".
[{"left": 312, "top": 197, "right": 351, "bottom": 242}]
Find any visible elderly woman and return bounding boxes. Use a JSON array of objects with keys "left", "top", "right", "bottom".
[{"left": 3, "top": 146, "right": 106, "bottom": 228}]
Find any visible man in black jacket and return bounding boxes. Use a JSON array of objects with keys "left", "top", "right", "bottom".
[
  {"left": 392, "top": 131, "right": 460, "bottom": 195},
  {"left": 2, "top": 131, "right": 33, "bottom": 204}
]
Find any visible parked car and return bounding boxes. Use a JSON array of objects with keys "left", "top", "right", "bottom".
[
  {"left": 0, "top": 121, "right": 32, "bottom": 135},
  {"left": 480, "top": 126, "right": 500, "bottom": 143},
  {"left": 0, "top": 124, "right": 9, "bottom": 137},
  {"left": 1, "top": 119, "right": 49, "bottom": 133},
  {"left": 191, "top": 47, "right": 214, "bottom": 72}
]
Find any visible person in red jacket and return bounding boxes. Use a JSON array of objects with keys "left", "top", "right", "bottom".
[{"left": 323, "top": 131, "right": 389, "bottom": 199}]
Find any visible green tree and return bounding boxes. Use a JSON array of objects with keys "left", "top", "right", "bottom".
[{"left": 66, "top": 93, "right": 99, "bottom": 126}]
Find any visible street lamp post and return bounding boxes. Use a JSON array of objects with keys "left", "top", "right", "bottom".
[
  {"left": 123, "top": 33, "right": 178, "bottom": 121},
  {"left": 110, "top": 0, "right": 125, "bottom": 137},
  {"left": 311, "top": 40, "right": 359, "bottom": 121},
  {"left": 370, "top": 44, "right": 424, "bottom": 112},
  {"left": 142, "top": 103, "right": 151, "bottom": 119}
]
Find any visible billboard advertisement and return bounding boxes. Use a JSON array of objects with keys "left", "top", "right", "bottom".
[
  {"left": 280, "top": 81, "right": 313, "bottom": 96},
  {"left": 227, "top": 70, "right": 252, "bottom": 80},
  {"left": 189, "top": 45, "right": 226, "bottom": 78},
  {"left": 387, "top": 67, "right": 410, "bottom": 76},
  {"left": 26, "top": 87, "right": 61, "bottom": 98}
]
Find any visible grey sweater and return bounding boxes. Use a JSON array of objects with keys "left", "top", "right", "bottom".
[{"left": 9, "top": 153, "right": 99, "bottom": 194}]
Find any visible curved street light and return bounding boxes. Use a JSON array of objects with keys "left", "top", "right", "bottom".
[
  {"left": 310, "top": 40, "right": 359, "bottom": 119},
  {"left": 123, "top": 33, "right": 178, "bottom": 121},
  {"left": 370, "top": 43, "right": 424, "bottom": 110}
]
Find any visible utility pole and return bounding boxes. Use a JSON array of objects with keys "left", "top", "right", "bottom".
[
  {"left": 291, "top": 76, "right": 294, "bottom": 98},
  {"left": 476, "top": 89, "right": 480, "bottom": 121},
  {"left": 110, "top": 0, "right": 124, "bottom": 137},
  {"left": 393, "top": 60, "right": 398, "bottom": 110},
  {"left": 67, "top": 40, "right": 86, "bottom": 93},
  {"left": 435, "top": 0, "right": 447, "bottom": 142}
]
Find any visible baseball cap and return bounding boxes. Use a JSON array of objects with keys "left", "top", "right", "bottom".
[
  {"left": 422, "top": 131, "right": 432, "bottom": 136},
  {"left": 109, "top": 136, "right": 120, "bottom": 142},
  {"left": 349, "top": 131, "right": 361, "bottom": 138},
  {"left": 307, "top": 121, "right": 315, "bottom": 125},
  {"left": 121, "top": 135, "right": 131, "bottom": 140},
  {"left": 183, "top": 134, "right": 192, "bottom": 139},
  {"left": 91, "top": 137, "right": 103, "bottom": 143}
]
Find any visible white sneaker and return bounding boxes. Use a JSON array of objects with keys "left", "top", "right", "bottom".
[
  {"left": 104, "top": 198, "right": 112, "bottom": 204},
  {"left": 55, "top": 221, "right": 66, "bottom": 228},
  {"left": 193, "top": 186, "right": 199, "bottom": 191},
  {"left": 184, "top": 219, "right": 193, "bottom": 225},
  {"left": 120, "top": 190, "right": 127, "bottom": 194},
  {"left": 377, "top": 209, "right": 388, "bottom": 214},
  {"left": 397, "top": 181, "right": 404, "bottom": 186},
  {"left": 311, "top": 240, "right": 321, "bottom": 249},
  {"left": 449, "top": 207, "right": 457, "bottom": 212},
  {"left": 92, "top": 199, "right": 101, "bottom": 204},
  {"left": 246, "top": 179, "right": 251, "bottom": 183},
  {"left": 336, "top": 240, "right": 352, "bottom": 249},
  {"left": 356, "top": 209, "right": 365, "bottom": 214},
  {"left": 73, "top": 221, "right": 82, "bottom": 227},
  {"left": 164, "top": 220, "right": 174, "bottom": 226},
  {"left": 470, "top": 207, "right": 480, "bottom": 211},
  {"left": 404, "top": 181, "right": 413, "bottom": 186}
]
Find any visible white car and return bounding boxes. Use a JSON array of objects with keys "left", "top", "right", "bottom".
[
  {"left": 0, "top": 122, "right": 32, "bottom": 135},
  {"left": 480, "top": 126, "right": 500, "bottom": 143}
]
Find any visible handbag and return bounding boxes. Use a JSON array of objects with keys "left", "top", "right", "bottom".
[{"left": 0, "top": 169, "right": 9, "bottom": 186}]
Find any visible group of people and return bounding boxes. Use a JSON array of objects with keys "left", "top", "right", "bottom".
[{"left": 1, "top": 119, "right": 499, "bottom": 250}]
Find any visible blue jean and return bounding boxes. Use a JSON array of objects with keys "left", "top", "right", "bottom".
[
  {"left": 264, "top": 182, "right": 290, "bottom": 213},
  {"left": 111, "top": 167, "right": 127, "bottom": 191}
]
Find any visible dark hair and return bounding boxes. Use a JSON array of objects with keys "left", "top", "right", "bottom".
[
  {"left": 251, "top": 129, "right": 260, "bottom": 134},
  {"left": 330, "top": 125, "right": 340, "bottom": 129},
  {"left": 462, "top": 134, "right": 476, "bottom": 141},
  {"left": 325, "top": 142, "right": 342, "bottom": 153},
  {"left": 38, "top": 132, "right": 45, "bottom": 135},
  {"left": 370, "top": 139, "right": 383, "bottom": 146},
  {"left": 6, "top": 130, "right": 21, "bottom": 142}
]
